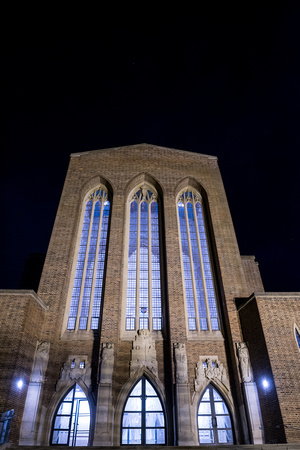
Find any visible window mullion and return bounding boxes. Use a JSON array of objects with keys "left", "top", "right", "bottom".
[
  {"left": 67, "top": 387, "right": 76, "bottom": 446},
  {"left": 87, "top": 197, "right": 104, "bottom": 330},
  {"left": 148, "top": 201, "right": 152, "bottom": 331},
  {"left": 142, "top": 377, "right": 146, "bottom": 445},
  {"left": 184, "top": 201, "right": 201, "bottom": 333},
  {"left": 193, "top": 201, "right": 212, "bottom": 331},
  {"left": 75, "top": 199, "right": 96, "bottom": 332},
  {"left": 136, "top": 200, "right": 141, "bottom": 330},
  {"left": 210, "top": 386, "right": 218, "bottom": 444}
]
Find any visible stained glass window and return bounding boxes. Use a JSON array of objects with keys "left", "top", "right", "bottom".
[
  {"left": 198, "top": 385, "right": 233, "bottom": 444},
  {"left": 178, "top": 189, "right": 219, "bottom": 332},
  {"left": 67, "top": 186, "right": 111, "bottom": 331},
  {"left": 125, "top": 186, "right": 162, "bottom": 331},
  {"left": 121, "top": 377, "right": 165, "bottom": 445}
]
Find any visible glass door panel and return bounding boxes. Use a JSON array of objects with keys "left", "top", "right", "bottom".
[
  {"left": 51, "top": 384, "right": 90, "bottom": 446},
  {"left": 198, "top": 385, "right": 233, "bottom": 445}
]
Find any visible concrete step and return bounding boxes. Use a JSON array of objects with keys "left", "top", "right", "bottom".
[{"left": 5, "top": 445, "right": 300, "bottom": 450}]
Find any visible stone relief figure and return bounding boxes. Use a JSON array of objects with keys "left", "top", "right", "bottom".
[
  {"left": 205, "top": 358, "right": 215, "bottom": 380},
  {"left": 195, "top": 360, "right": 206, "bottom": 392},
  {"left": 174, "top": 343, "right": 188, "bottom": 383},
  {"left": 194, "top": 356, "right": 230, "bottom": 392},
  {"left": 100, "top": 343, "right": 114, "bottom": 383},
  {"left": 31, "top": 340, "right": 50, "bottom": 383},
  {"left": 56, "top": 356, "right": 91, "bottom": 391},
  {"left": 236, "top": 342, "right": 253, "bottom": 382},
  {"left": 218, "top": 363, "right": 229, "bottom": 388},
  {"left": 130, "top": 330, "right": 158, "bottom": 377}
]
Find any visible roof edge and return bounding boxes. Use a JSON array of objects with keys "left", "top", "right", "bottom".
[{"left": 70, "top": 143, "right": 218, "bottom": 160}]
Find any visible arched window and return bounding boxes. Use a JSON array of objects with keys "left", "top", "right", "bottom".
[
  {"left": 295, "top": 325, "right": 300, "bottom": 350},
  {"left": 125, "top": 185, "right": 162, "bottom": 331},
  {"left": 51, "top": 384, "right": 90, "bottom": 446},
  {"left": 67, "top": 186, "right": 111, "bottom": 331},
  {"left": 121, "top": 377, "right": 165, "bottom": 445},
  {"left": 177, "top": 188, "right": 219, "bottom": 333},
  {"left": 198, "top": 385, "right": 233, "bottom": 444}
]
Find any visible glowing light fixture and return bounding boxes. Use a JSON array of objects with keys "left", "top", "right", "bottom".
[
  {"left": 262, "top": 378, "right": 269, "bottom": 389},
  {"left": 17, "top": 379, "right": 23, "bottom": 389}
]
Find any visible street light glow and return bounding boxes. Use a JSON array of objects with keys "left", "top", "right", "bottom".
[{"left": 262, "top": 379, "right": 269, "bottom": 389}]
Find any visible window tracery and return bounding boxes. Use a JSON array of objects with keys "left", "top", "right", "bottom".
[
  {"left": 197, "top": 384, "right": 233, "bottom": 444},
  {"left": 177, "top": 188, "right": 219, "bottom": 333},
  {"left": 125, "top": 185, "right": 162, "bottom": 332},
  {"left": 67, "top": 186, "right": 110, "bottom": 332},
  {"left": 121, "top": 377, "right": 165, "bottom": 445}
]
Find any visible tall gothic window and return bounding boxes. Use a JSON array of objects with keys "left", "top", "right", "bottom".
[
  {"left": 121, "top": 377, "right": 165, "bottom": 445},
  {"left": 177, "top": 188, "right": 219, "bottom": 332},
  {"left": 67, "top": 186, "right": 111, "bottom": 331},
  {"left": 125, "top": 185, "right": 162, "bottom": 331}
]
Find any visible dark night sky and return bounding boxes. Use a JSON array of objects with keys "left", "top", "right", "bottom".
[{"left": 1, "top": 4, "right": 300, "bottom": 292}]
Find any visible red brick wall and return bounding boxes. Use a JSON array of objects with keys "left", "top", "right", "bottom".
[
  {"left": 238, "top": 296, "right": 286, "bottom": 443},
  {"left": 256, "top": 294, "right": 300, "bottom": 443},
  {"left": 0, "top": 291, "right": 46, "bottom": 443},
  {"left": 238, "top": 293, "right": 300, "bottom": 443},
  {"left": 241, "top": 255, "right": 264, "bottom": 293}
]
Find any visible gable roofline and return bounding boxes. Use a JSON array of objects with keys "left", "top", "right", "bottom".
[{"left": 70, "top": 143, "right": 218, "bottom": 160}]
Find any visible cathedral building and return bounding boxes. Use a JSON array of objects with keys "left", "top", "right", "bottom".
[{"left": 0, "top": 144, "right": 299, "bottom": 447}]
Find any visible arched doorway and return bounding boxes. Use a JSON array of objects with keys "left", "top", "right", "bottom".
[
  {"left": 197, "top": 384, "right": 233, "bottom": 444},
  {"left": 121, "top": 376, "right": 165, "bottom": 445},
  {"left": 51, "top": 384, "right": 90, "bottom": 446}
]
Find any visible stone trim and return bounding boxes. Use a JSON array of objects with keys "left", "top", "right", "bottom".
[{"left": 0, "top": 290, "right": 48, "bottom": 310}]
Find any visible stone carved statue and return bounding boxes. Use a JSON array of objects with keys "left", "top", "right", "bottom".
[
  {"left": 31, "top": 340, "right": 50, "bottom": 383},
  {"left": 100, "top": 343, "right": 114, "bottom": 383},
  {"left": 56, "top": 355, "right": 91, "bottom": 391},
  {"left": 236, "top": 342, "right": 253, "bottom": 382},
  {"left": 174, "top": 343, "right": 188, "bottom": 383},
  {"left": 195, "top": 356, "right": 229, "bottom": 392},
  {"left": 130, "top": 330, "right": 158, "bottom": 377}
]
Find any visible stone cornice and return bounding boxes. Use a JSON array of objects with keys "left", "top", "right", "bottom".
[{"left": 0, "top": 289, "right": 49, "bottom": 310}]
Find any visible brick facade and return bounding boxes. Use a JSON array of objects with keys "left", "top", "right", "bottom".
[{"left": 0, "top": 144, "right": 299, "bottom": 446}]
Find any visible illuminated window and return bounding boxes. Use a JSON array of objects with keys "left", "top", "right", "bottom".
[
  {"left": 125, "top": 186, "right": 162, "bottom": 331},
  {"left": 67, "top": 186, "right": 111, "bottom": 331},
  {"left": 198, "top": 385, "right": 233, "bottom": 444},
  {"left": 295, "top": 326, "right": 300, "bottom": 350},
  {"left": 51, "top": 384, "right": 90, "bottom": 446},
  {"left": 177, "top": 188, "right": 219, "bottom": 332},
  {"left": 121, "top": 377, "right": 165, "bottom": 445}
]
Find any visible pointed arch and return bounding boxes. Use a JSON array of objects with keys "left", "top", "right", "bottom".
[
  {"left": 50, "top": 383, "right": 91, "bottom": 446},
  {"left": 113, "top": 368, "right": 166, "bottom": 445},
  {"left": 176, "top": 185, "right": 220, "bottom": 336},
  {"left": 197, "top": 384, "right": 234, "bottom": 445},
  {"left": 120, "top": 375, "right": 166, "bottom": 445},
  {"left": 62, "top": 182, "right": 112, "bottom": 336},
  {"left": 121, "top": 176, "right": 165, "bottom": 335}
]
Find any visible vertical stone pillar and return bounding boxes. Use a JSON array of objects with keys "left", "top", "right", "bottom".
[
  {"left": 237, "top": 342, "right": 264, "bottom": 444},
  {"left": 19, "top": 341, "right": 50, "bottom": 445},
  {"left": 174, "top": 343, "right": 196, "bottom": 445},
  {"left": 93, "top": 343, "right": 114, "bottom": 446}
]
